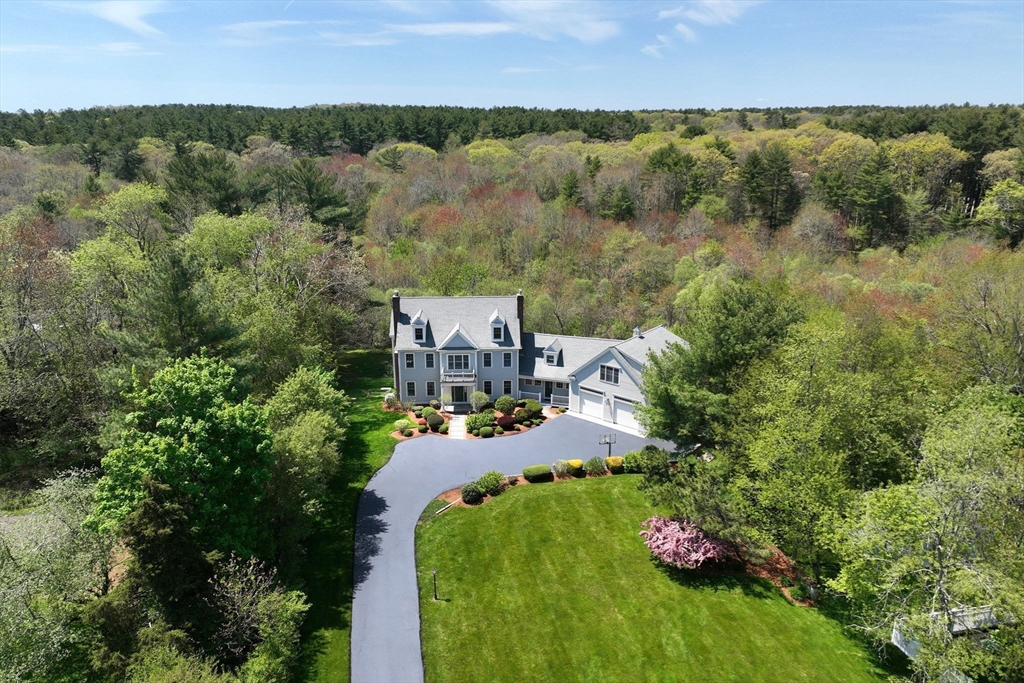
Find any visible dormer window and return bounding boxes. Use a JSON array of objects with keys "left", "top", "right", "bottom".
[
  {"left": 546, "top": 354, "right": 555, "bottom": 365},
  {"left": 488, "top": 308, "right": 505, "bottom": 343},
  {"left": 492, "top": 325, "right": 503, "bottom": 341},
  {"left": 414, "top": 326, "right": 424, "bottom": 342},
  {"left": 411, "top": 309, "right": 428, "bottom": 343}
]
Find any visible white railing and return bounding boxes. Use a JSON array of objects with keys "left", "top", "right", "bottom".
[
  {"left": 551, "top": 395, "right": 569, "bottom": 407},
  {"left": 441, "top": 372, "right": 477, "bottom": 383},
  {"left": 520, "top": 391, "right": 541, "bottom": 401}
]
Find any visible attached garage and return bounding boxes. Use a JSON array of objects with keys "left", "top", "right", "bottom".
[
  {"left": 579, "top": 387, "right": 604, "bottom": 419},
  {"left": 613, "top": 398, "right": 639, "bottom": 431}
]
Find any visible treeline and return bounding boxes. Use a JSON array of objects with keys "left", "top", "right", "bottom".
[{"left": 0, "top": 103, "right": 650, "bottom": 155}]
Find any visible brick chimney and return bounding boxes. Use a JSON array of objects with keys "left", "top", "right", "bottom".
[{"left": 516, "top": 289, "right": 524, "bottom": 347}]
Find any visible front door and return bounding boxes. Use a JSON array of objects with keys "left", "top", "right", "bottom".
[
  {"left": 451, "top": 386, "right": 466, "bottom": 403},
  {"left": 544, "top": 381, "right": 553, "bottom": 401}
]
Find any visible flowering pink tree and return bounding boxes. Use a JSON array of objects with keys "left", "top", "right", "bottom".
[{"left": 639, "top": 517, "right": 730, "bottom": 569}]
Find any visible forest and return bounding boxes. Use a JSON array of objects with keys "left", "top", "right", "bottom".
[{"left": 1, "top": 102, "right": 1023, "bottom": 682}]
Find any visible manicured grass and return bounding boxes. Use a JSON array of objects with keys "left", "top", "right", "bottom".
[
  {"left": 417, "top": 476, "right": 892, "bottom": 683},
  {"left": 297, "top": 350, "right": 398, "bottom": 683}
]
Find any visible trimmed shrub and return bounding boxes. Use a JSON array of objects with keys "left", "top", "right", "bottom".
[
  {"left": 514, "top": 408, "right": 529, "bottom": 423},
  {"left": 496, "top": 415, "right": 517, "bottom": 430},
  {"left": 566, "top": 459, "right": 584, "bottom": 477},
  {"left": 418, "top": 425, "right": 428, "bottom": 433},
  {"left": 522, "top": 464, "right": 552, "bottom": 482},
  {"left": 494, "top": 426, "right": 504, "bottom": 435},
  {"left": 558, "top": 407, "right": 567, "bottom": 414},
  {"left": 584, "top": 457, "right": 606, "bottom": 476},
  {"left": 402, "top": 429, "right": 413, "bottom": 437},
  {"left": 429, "top": 399, "right": 441, "bottom": 409},
  {"left": 522, "top": 420, "right": 532, "bottom": 428},
  {"left": 605, "top": 456, "right": 624, "bottom": 474},
  {"left": 476, "top": 470, "right": 505, "bottom": 496},
  {"left": 513, "top": 425, "right": 521, "bottom": 431},
  {"left": 779, "top": 575, "right": 793, "bottom": 587},
  {"left": 466, "top": 411, "right": 494, "bottom": 432},
  {"left": 479, "top": 426, "right": 494, "bottom": 438},
  {"left": 421, "top": 406, "right": 437, "bottom": 418},
  {"left": 438, "top": 423, "right": 449, "bottom": 435},
  {"left": 394, "top": 418, "right": 413, "bottom": 431},
  {"left": 506, "top": 475, "right": 518, "bottom": 487},
  {"left": 416, "top": 418, "right": 427, "bottom": 426},
  {"left": 639, "top": 517, "right": 730, "bottom": 569},
  {"left": 623, "top": 445, "right": 670, "bottom": 474},
  {"left": 461, "top": 483, "right": 483, "bottom": 505},
  {"left": 426, "top": 413, "right": 444, "bottom": 432},
  {"left": 414, "top": 411, "right": 423, "bottom": 419},
  {"left": 552, "top": 459, "right": 569, "bottom": 478},
  {"left": 494, "top": 395, "right": 516, "bottom": 415},
  {"left": 516, "top": 399, "right": 527, "bottom": 408},
  {"left": 472, "top": 430, "right": 480, "bottom": 437},
  {"left": 524, "top": 399, "right": 543, "bottom": 416}
]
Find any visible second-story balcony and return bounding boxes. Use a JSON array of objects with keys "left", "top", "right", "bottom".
[{"left": 441, "top": 371, "right": 477, "bottom": 383}]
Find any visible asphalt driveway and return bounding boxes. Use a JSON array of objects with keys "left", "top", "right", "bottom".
[{"left": 350, "top": 414, "right": 671, "bottom": 683}]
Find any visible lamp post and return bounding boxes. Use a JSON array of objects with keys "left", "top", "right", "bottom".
[
  {"left": 599, "top": 433, "right": 616, "bottom": 458},
  {"left": 432, "top": 568, "right": 438, "bottom": 601}
]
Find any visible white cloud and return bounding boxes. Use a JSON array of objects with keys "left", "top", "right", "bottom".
[
  {"left": 67, "top": 1, "right": 168, "bottom": 38},
  {"left": 388, "top": 22, "right": 515, "bottom": 37},
  {"left": 641, "top": 34, "right": 673, "bottom": 58},
  {"left": 488, "top": 1, "right": 621, "bottom": 43},
  {"left": 674, "top": 23, "right": 697, "bottom": 42},
  {"left": 659, "top": 0, "right": 760, "bottom": 25}
]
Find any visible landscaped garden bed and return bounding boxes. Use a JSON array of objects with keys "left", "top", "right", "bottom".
[
  {"left": 416, "top": 476, "right": 902, "bottom": 683},
  {"left": 385, "top": 394, "right": 566, "bottom": 440}
]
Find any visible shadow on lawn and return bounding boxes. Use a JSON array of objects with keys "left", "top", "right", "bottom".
[
  {"left": 652, "top": 558, "right": 780, "bottom": 601},
  {"left": 294, "top": 350, "right": 397, "bottom": 682}
]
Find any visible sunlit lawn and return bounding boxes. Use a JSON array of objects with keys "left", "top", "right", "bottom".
[
  {"left": 298, "top": 350, "right": 398, "bottom": 683},
  {"left": 417, "top": 475, "right": 893, "bottom": 683}
]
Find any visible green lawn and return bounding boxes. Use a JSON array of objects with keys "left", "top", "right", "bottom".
[
  {"left": 297, "top": 350, "right": 398, "bottom": 683},
  {"left": 417, "top": 476, "right": 892, "bottom": 683}
]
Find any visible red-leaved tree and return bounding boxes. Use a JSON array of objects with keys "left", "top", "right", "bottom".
[{"left": 639, "top": 517, "right": 730, "bottom": 569}]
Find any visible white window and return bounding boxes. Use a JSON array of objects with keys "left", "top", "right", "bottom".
[
  {"left": 483, "top": 380, "right": 493, "bottom": 394},
  {"left": 546, "top": 354, "right": 555, "bottom": 365},
  {"left": 503, "top": 352, "right": 512, "bottom": 368},
  {"left": 492, "top": 325, "right": 503, "bottom": 341},
  {"left": 447, "top": 354, "right": 470, "bottom": 371},
  {"left": 483, "top": 352, "right": 492, "bottom": 368},
  {"left": 524, "top": 379, "right": 534, "bottom": 386},
  {"left": 425, "top": 353, "right": 434, "bottom": 369},
  {"left": 414, "top": 326, "right": 424, "bottom": 341},
  {"left": 600, "top": 364, "right": 620, "bottom": 385},
  {"left": 406, "top": 381, "right": 416, "bottom": 397},
  {"left": 405, "top": 353, "right": 414, "bottom": 369},
  {"left": 555, "top": 382, "right": 565, "bottom": 389},
  {"left": 503, "top": 380, "right": 512, "bottom": 395},
  {"left": 426, "top": 381, "right": 436, "bottom": 396}
]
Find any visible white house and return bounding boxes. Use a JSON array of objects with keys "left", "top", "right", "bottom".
[{"left": 389, "top": 290, "right": 686, "bottom": 434}]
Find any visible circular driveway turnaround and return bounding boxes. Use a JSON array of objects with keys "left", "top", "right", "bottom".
[{"left": 349, "top": 415, "right": 671, "bottom": 683}]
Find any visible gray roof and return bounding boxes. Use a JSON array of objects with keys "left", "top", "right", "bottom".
[
  {"left": 520, "top": 332, "right": 618, "bottom": 380},
  {"left": 392, "top": 295, "right": 521, "bottom": 350},
  {"left": 613, "top": 325, "right": 687, "bottom": 364}
]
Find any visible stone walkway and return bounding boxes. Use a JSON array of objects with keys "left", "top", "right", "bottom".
[
  {"left": 446, "top": 414, "right": 467, "bottom": 439},
  {"left": 349, "top": 415, "right": 671, "bottom": 683}
]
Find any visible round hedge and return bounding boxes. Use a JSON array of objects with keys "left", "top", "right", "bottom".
[
  {"left": 461, "top": 482, "right": 483, "bottom": 505},
  {"left": 479, "top": 426, "right": 494, "bottom": 438}
]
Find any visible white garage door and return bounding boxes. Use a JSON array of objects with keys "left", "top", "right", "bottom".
[
  {"left": 579, "top": 388, "right": 604, "bottom": 418},
  {"left": 614, "top": 399, "right": 639, "bottom": 431}
]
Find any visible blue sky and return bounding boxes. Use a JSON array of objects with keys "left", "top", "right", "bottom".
[{"left": 1, "top": 1, "right": 1021, "bottom": 112}]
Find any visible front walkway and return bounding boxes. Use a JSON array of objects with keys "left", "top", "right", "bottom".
[
  {"left": 446, "top": 414, "right": 467, "bottom": 439},
  {"left": 350, "top": 415, "right": 671, "bottom": 683}
]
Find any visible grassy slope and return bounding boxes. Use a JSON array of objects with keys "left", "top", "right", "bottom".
[
  {"left": 298, "top": 350, "right": 397, "bottom": 683},
  {"left": 417, "top": 476, "right": 891, "bottom": 683}
]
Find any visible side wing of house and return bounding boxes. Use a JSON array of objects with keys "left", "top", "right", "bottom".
[{"left": 569, "top": 347, "right": 644, "bottom": 431}]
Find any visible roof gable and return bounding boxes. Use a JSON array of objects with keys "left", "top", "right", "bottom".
[{"left": 438, "top": 323, "right": 478, "bottom": 350}]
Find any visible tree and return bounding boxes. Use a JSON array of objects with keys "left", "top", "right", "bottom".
[
  {"left": 560, "top": 170, "right": 582, "bottom": 206},
  {"left": 469, "top": 390, "right": 490, "bottom": 413},
  {"left": 288, "top": 158, "right": 349, "bottom": 228},
  {"left": 741, "top": 142, "right": 801, "bottom": 231},
  {"left": 112, "top": 141, "right": 145, "bottom": 182},
  {"left": 376, "top": 146, "right": 405, "bottom": 173},
  {"left": 79, "top": 140, "right": 106, "bottom": 176},
  {"left": 975, "top": 179, "right": 1024, "bottom": 247},
  {"left": 849, "top": 149, "right": 906, "bottom": 248},
  {"left": 165, "top": 150, "right": 246, "bottom": 227},
  {"left": 832, "top": 390, "right": 1024, "bottom": 681},
  {"left": 90, "top": 355, "right": 274, "bottom": 558},
  {"left": 639, "top": 277, "right": 803, "bottom": 446},
  {"left": 97, "top": 183, "right": 169, "bottom": 257}
]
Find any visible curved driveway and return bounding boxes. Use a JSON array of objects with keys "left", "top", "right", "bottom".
[{"left": 350, "top": 415, "right": 669, "bottom": 683}]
